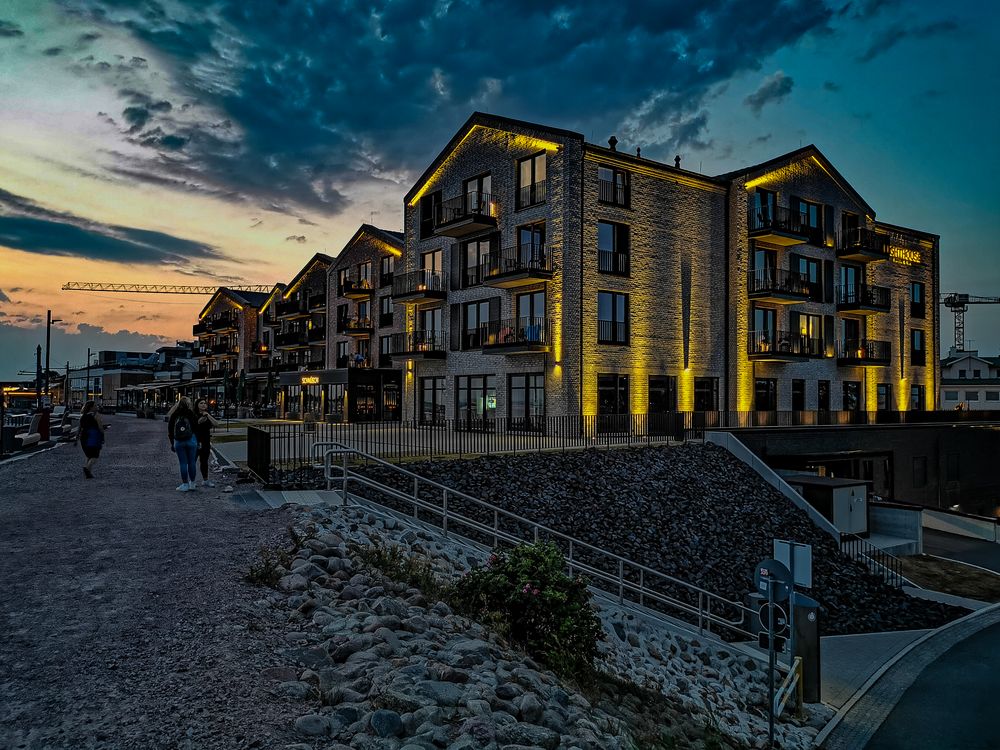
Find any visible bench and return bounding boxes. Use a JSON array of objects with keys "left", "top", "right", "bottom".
[{"left": 14, "top": 413, "right": 43, "bottom": 450}]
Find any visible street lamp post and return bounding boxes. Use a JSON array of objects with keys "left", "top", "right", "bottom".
[{"left": 44, "top": 309, "right": 63, "bottom": 398}]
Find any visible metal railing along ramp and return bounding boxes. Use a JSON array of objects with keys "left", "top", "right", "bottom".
[{"left": 311, "top": 441, "right": 756, "bottom": 642}]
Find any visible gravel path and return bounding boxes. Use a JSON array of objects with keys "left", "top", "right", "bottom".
[{"left": 0, "top": 417, "right": 297, "bottom": 750}]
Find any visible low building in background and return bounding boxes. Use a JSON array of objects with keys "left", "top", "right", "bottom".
[{"left": 940, "top": 348, "right": 1000, "bottom": 410}]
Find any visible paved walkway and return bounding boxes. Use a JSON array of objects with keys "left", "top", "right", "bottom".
[
  {"left": 0, "top": 418, "right": 296, "bottom": 749},
  {"left": 820, "top": 630, "right": 930, "bottom": 709},
  {"left": 924, "top": 529, "right": 1000, "bottom": 574},
  {"left": 865, "top": 620, "right": 1000, "bottom": 749},
  {"left": 821, "top": 604, "right": 1000, "bottom": 749}
]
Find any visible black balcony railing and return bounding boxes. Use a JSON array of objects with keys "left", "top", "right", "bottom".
[
  {"left": 516, "top": 180, "right": 547, "bottom": 210},
  {"left": 336, "top": 354, "right": 349, "bottom": 368},
  {"left": 835, "top": 283, "right": 891, "bottom": 309},
  {"left": 476, "top": 317, "right": 550, "bottom": 350},
  {"left": 275, "top": 298, "right": 306, "bottom": 317},
  {"left": 838, "top": 227, "right": 890, "bottom": 261},
  {"left": 389, "top": 330, "right": 446, "bottom": 355},
  {"left": 748, "top": 204, "right": 821, "bottom": 243},
  {"left": 598, "top": 320, "right": 629, "bottom": 345},
  {"left": 344, "top": 317, "right": 373, "bottom": 334},
  {"left": 379, "top": 312, "right": 394, "bottom": 328},
  {"left": 434, "top": 191, "right": 498, "bottom": 228},
  {"left": 275, "top": 330, "right": 308, "bottom": 347},
  {"left": 380, "top": 271, "right": 393, "bottom": 288},
  {"left": 837, "top": 339, "right": 891, "bottom": 364},
  {"left": 307, "top": 327, "right": 326, "bottom": 343},
  {"left": 598, "top": 249, "right": 629, "bottom": 275},
  {"left": 748, "top": 330, "right": 823, "bottom": 357},
  {"left": 340, "top": 277, "right": 375, "bottom": 297},
  {"left": 210, "top": 342, "right": 236, "bottom": 355},
  {"left": 392, "top": 269, "right": 447, "bottom": 298},
  {"left": 308, "top": 292, "right": 326, "bottom": 310},
  {"left": 192, "top": 322, "right": 209, "bottom": 336},
  {"left": 747, "top": 268, "right": 812, "bottom": 298},
  {"left": 598, "top": 178, "right": 629, "bottom": 206},
  {"left": 480, "top": 243, "right": 551, "bottom": 282}
]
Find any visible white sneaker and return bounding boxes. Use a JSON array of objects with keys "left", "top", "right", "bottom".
[
  {"left": 205, "top": 480, "right": 217, "bottom": 488},
  {"left": 187, "top": 482, "right": 197, "bottom": 491},
  {"left": 176, "top": 483, "right": 188, "bottom": 492}
]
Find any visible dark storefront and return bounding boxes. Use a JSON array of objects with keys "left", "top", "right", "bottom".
[{"left": 279, "top": 368, "right": 401, "bottom": 422}]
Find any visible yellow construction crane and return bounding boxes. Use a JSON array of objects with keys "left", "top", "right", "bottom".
[{"left": 62, "top": 282, "right": 272, "bottom": 294}]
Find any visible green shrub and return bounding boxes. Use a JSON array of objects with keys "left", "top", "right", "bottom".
[{"left": 450, "top": 542, "right": 604, "bottom": 678}]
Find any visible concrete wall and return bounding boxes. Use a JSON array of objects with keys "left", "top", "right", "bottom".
[
  {"left": 869, "top": 503, "right": 923, "bottom": 553},
  {"left": 924, "top": 508, "right": 1000, "bottom": 543}
]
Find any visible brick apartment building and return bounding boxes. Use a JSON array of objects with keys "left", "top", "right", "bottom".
[
  {"left": 390, "top": 112, "right": 939, "bottom": 426},
  {"left": 193, "top": 287, "right": 271, "bottom": 378}
]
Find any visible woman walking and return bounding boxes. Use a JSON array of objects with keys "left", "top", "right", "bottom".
[
  {"left": 167, "top": 397, "right": 199, "bottom": 491},
  {"left": 194, "top": 398, "right": 220, "bottom": 488},
  {"left": 77, "top": 400, "right": 106, "bottom": 479}
]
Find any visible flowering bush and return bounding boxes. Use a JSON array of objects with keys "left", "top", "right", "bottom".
[{"left": 451, "top": 542, "right": 603, "bottom": 677}]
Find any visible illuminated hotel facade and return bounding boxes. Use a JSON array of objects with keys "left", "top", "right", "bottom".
[{"left": 393, "top": 112, "right": 939, "bottom": 424}]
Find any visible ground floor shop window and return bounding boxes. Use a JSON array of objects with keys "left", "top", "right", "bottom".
[
  {"left": 597, "top": 374, "right": 629, "bottom": 432},
  {"left": 328, "top": 383, "right": 346, "bottom": 421},
  {"left": 419, "top": 377, "right": 445, "bottom": 425},
  {"left": 693, "top": 377, "right": 718, "bottom": 412},
  {"left": 755, "top": 378, "right": 778, "bottom": 411},
  {"left": 456, "top": 375, "right": 496, "bottom": 430},
  {"left": 843, "top": 381, "right": 862, "bottom": 412},
  {"left": 649, "top": 375, "right": 677, "bottom": 413},
  {"left": 509, "top": 373, "right": 544, "bottom": 431},
  {"left": 792, "top": 379, "right": 805, "bottom": 411}
]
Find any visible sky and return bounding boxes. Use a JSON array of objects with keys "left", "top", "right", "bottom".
[{"left": 0, "top": 0, "right": 997, "bottom": 381}]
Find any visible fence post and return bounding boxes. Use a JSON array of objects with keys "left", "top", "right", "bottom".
[
  {"left": 618, "top": 559, "right": 624, "bottom": 604},
  {"left": 442, "top": 490, "right": 449, "bottom": 537}
]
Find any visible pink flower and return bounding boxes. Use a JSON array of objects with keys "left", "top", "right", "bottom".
[{"left": 532, "top": 588, "right": 540, "bottom": 596}]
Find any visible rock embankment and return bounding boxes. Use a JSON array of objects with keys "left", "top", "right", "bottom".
[
  {"left": 263, "top": 503, "right": 829, "bottom": 749},
  {"left": 354, "top": 444, "right": 966, "bottom": 635}
]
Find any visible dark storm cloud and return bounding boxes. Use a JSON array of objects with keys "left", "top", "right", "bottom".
[
  {"left": 744, "top": 72, "right": 794, "bottom": 116},
  {"left": 59, "top": 0, "right": 834, "bottom": 215},
  {"left": 43, "top": 46, "right": 64, "bottom": 56},
  {"left": 858, "top": 18, "right": 959, "bottom": 62},
  {"left": 0, "top": 19, "right": 24, "bottom": 37},
  {"left": 0, "top": 188, "right": 222, "bottom": 264}
]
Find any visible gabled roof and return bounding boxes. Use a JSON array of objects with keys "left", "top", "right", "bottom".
[
  {"left": 404, "top": 111, "right": 584, "bottom": 204},
  {"left": 941, "top": 353, "right": 1000, "bottom": 368},
  {"left": 198, "top": 287, "right": 270, "bottom": 318},
  {"left": 282, "top": 252, "right": 335, "bottom": 297},
  {"left": 716, "top": 144, "right": 875, "bottom": 218},
  {"left": 331, "top": 224, "right": 404, "bottom": 269}
]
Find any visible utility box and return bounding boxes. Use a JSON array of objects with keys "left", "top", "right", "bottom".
[
  {"left": 785, "top": 475, "right": 868, "bottom": 534},
  {"left": 793, "top": 593, "right": 821, "bottom": 703}
]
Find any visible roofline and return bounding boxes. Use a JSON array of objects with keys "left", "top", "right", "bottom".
[
  {"left": 717, "top": 144, "right": 876, "bottom": 218},
  {"left": 198, "top": 287, "right": 249, "bottom": 318},
  {"left": 403, "top": 112, "right": 584, "bottom": 204},
  {"left": 874, "top": 220, "right": 940, "bottom": 241},
  {"left": 583, "top": 143, "right": 728, "bottom": 191},
  {"left": 282, "top": 252, "right": 335, "bottom": 298},
  {"left": 332, "top": 224, "right": 406, "bottom": 268}
]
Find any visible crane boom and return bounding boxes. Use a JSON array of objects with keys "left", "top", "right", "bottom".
[
  {"left": 940, "top": 293, "right": 1000, "bottom": 351},
  {"left": 62, "top": 282, "right": 272, "bottom": 294}
]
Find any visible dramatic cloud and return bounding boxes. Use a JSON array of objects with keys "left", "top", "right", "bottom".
[
  {"left": 0, "top": 188, "right": 222, "bottom": 265},
  {"left": 858, "top": 19, "right": 959, "bottom": 62},
  {"left": 0, "top": 19, "right": 24, "bottom": 37},
  {"left": 50, "top": 0, "right": 834, "bottom": 218},
  {"left": 285, "top": 235, "right": 307, "bottom": 243},
  {"left": 744, "top": 72, "right": 794, "bottom": 116}
]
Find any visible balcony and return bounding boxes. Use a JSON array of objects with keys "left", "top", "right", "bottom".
[
  {"left": 480, "top": 244, "right": 553, "bottom": 289},
  {"left": 598, "top": 178, "right": 629, "bottom": 207},
  {"left": 340, "top": 278, "right": 375, "bottom": 300},
  {"left": 516, "top": 180, "right": 547, "bottom": 210},
  {"left": 389, "top": 330, "right": 446, "bottom": 360},
  {"left": 478, "top": 317, "right": 550, "bottom": 355},
  {"left": 275, "top": 298, "right": 308, "bottom": 319},
  {"left": 747, "top": 268, "right": 812, "bottom": 304},
  {"left": 748, "top": 330, "right": 823, "bottom": 361},
  {"left": 336, "top": 355, "right": 349, "bottom": 368},
  {"left": 433, "top": 191, "right": 498, "bottom": 237},
  {"left": 836, "top": 283, "right": 891, "bottom": 314},
  {"left": 343, "top": 317, "right": 373, "bottom": 337},
  {"left": 598, "top": 249, "right": 630, "bottom": 276},
  {"left": 210, "top": 342, "right": 236, "bottom": 355},
  {"left": 308, "top": 292, "right": 327, "bottom": 311},
  {"left": 392, "top": 269, "right": 447, "bottom": 305},
  {"left": 307, "top": 327, "right": 326, "bottom": 344},
  {"left": 380, "top": 271, "right": 393, "bottom": 289},
  {"left": 837, "top": 339, "right": 891, "bottom": 366},
  {"left": 838, "top": 227, "right": 890, "bottom": 263},
  {"left": 249, "top": 362, "right": 299, "bottom": 374},
  {"left": 748, "top": 204, "right": 815, "bottom": 246},
  {"left": 274, "top": 330, "right": 309, "bottom": 349},
  {"left": 379, "top": 311, "right": 394, "bottom": 328},
  {"left": 305, "top": 359, "right": 325, "bottom": 370},
  {"left": 597, "top": 320, "right": 629, "bottom": 345}
]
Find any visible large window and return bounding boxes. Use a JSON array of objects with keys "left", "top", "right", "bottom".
[
  {"left": 380, "top": 256, "right": 394, "bottom": 287},
  {"left": 509, "top": 373, "right": 545, "bottom": 430},
  {"left": 517, "top": 291, "right": 545, "bottom": 322},
  {"left": 456, "top": 375, "right": 496, "bottom": 430},
  {"left": 694, "top": 377, "right": 719, "bottom": 411},
  {"left": 597, "top": 374, "right": 629, "bottom": 432},
  {"left": 418, "top": 307, "right": 441, "bottom": 336},
  {"left": 421, "top": 248, "right": 442, "bottom": 274},
  {"left": 911, "top": 329, "right": 926, "bottom": 366},
  {"left": 910, "top": 282, "right": 925, "bottom": 319},
  {"left": 464, "top": 174, "right": 492, "bottom": 213},
  {"left": 597, "top": 221, "right": 630, "bottom": 275},
  {"left": 792, "top": 379, "right": 805, "bottom": 411},
  {"left": 517, "top": 152, "right": 546, "bottom": 209},
  {"left": 877, "top": 384, "right": 893, "bottom": 411},
  {"left": 793, "top": 197, "right": 822, "bottom": 236},
  {"left": 358, "top": 261, "right": 372, "bottom": 288},
  {"left": 463, "top": 237, "right": 493, "bottom": 287},
  {"left": 818, "top": 380, "right": 830, "bottom": 411},
  {"left": 337, "top": 268, "right": 350, "bottom": 296},
  {"left": 517, "top": 222, "right": 546, "bottom": 267},
  {"left": 649, "top": 376, "right": 677, "bottom": 413},
  {"left": 755, "top": 379, "right": 778, "bottom": 411},
  {"left": 378, "top": 335, "right": 392, "bottom": 367},
  {"left": 379, "top": 295, "right": 393, "bottom": 327},
  {"left": 336, "top": 340, "right": 349, "bottom": 367},
  {"left": 910, "top": 384, "right": 925, "bottom": 411},
  {"left": 419, "top": 190, "right": 441, "bottom": 239},
  {"left": 419, "top": 376, "right": 445, "bottom": 424},
  {"left": 463, "top": 299, "right": 492, "bottom": 349},
  {"left": 597, "top": 291, "right": 629, "bottom": 344},
  {"left": 752, "top": 189, "right": 775, "bottom": 224},
  {"left": 597, "top": 165, "right": 630, "bottom": 207}
]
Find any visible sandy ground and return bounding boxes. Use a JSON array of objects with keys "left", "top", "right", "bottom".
[{"left": 0, "top": 417, "right": 298, "bottom": 749}]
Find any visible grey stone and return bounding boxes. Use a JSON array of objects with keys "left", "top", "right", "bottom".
[
  {"left": 294, "top": 714, "right": 331, "bottom": 736},
  {"left": 517, "top": 692, "right": 544, "bottom": 724},
  {"left": 415, "top": 679, "right": 465, "bottom": 707},
  {"left": 278, "top": 680, "right": 315, "bottom": 699},
  {"left": 278, "top": 573, "right": 308, "bottom": 592},
  {"left": 496, "top": 722, "right": 560, "bottom": 749},
  {"left": 370, "top": 709, "right": 404, "bottom": 738}
]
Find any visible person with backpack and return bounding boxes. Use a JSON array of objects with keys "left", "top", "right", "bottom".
[
  {"left": 194, "top": 398, "right": 220, "bottom": 488},
  {"left": 167, "top": 397, "right": 199, "bottom": 491},
  {"left": 76, "top": 400, "right": 107, "bottom": 479}
]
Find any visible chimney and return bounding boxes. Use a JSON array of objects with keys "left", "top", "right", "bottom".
[
  {"left": 636, "top": 146, "right": 641, "bottom": 158},
  {"left": 674, "top": 154, "right": 681, "bottom": 169},
  {"left": 608, "top": 135, "right": 618, "bottom": 152}
]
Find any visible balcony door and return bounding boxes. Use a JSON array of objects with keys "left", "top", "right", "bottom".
[
  {"left": 518, "top": 222, "right": 546, "bottom": 267},
  {"left": 464, "top": 174, "right": 491, "bottom": 213},
  {"left": 456, "top": 375, "right": 496, "bottom": 431},
  {"left": 463, "top": 237, "right": 493, "bottom": 287},
  {"left": 752, "top": 189, "right": 775, "bottom": 224},
  {"left": 597, "top": 374, "right": 629, "bottom": 433},
  {"left": 842, "top": 317, "right": 862, "bottom": 347},
  {"left": 517, "top": 291, "right": 545, "bottom": 344},
  {"left": 421, "top": 249, "right": 442, "bottom": 274}
]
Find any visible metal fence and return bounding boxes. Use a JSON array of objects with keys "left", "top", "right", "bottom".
[
  {"left": 246, "top": 409, "right": 1000, "bottom": 483},
  {"left": 840, "top": 532, "right": 905, "bottom": 587}
]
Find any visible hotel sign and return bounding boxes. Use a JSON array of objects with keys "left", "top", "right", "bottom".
[
  {"left": 889, "top": 245, "right": 922, "bottom": 266},
  {"left": 300, "top": 375, "right": 320, "bottom": 385}
]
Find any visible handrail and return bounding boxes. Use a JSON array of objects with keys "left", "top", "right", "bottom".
[
  {"left": 840, "top": 532, "right": 906, "bottom": 587},
  {"left": 310, "top": 441, "right": 754, "bottom": 639}
]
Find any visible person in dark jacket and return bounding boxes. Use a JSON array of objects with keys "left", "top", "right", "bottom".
[
  {"left": 76, "top": 400, "right": 107, "bottom": 479},
  {"left": 167, "top": 397, "right": 199, "bottom": 491},
  {"left": 194, "top": 398, "right": 220, "bottom": 488}
]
